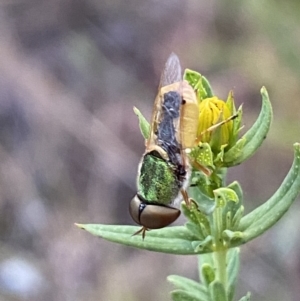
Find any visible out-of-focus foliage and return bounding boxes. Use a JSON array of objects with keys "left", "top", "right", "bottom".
[{"left": 0, "top": 1, "right": 299, "bottom": 301}]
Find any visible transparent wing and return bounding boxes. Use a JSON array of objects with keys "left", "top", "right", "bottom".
[
  {"left": 147, "top": 53, "right": 182, "bottom": 150},
  {"left": 160, "top": 53, "right": 182, "bottom": 88}
]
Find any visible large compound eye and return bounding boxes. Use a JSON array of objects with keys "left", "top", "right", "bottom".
[{"left": 129, "top": 196, "right": 181, "bottom": 229}]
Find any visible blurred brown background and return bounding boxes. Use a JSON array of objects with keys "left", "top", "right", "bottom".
[{"left": 0, "top": 0, "right": 300, "bottom": 300}]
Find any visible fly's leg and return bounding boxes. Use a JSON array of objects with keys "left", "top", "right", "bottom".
[
  {"left": 132, "top": 226, "right": 148, "bottom": 240},
  {"left": 181, "top": 189, "right": 191, "bottom": 207},
  {"left": 196, "top": 113, "right": 238, "bottom": 144}
]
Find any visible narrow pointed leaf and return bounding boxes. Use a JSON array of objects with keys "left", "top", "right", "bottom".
[
  {"left": 182, "top": 201, "right": 211, "bottom": 239},
  {"left": 201, "top": 75, "right": 214, "bottom": 97},
  {"left": 197, "top": 254, "right": 212, "bottom": 293},
  {"left": 188, "top": 185, "right": 215, "bottom": 214},
  {"left": 226, "top": 90, "right": 235, "bottom": 114},
  {"left": 133, "top": 106, "right": 150, "bottom": 139},
  {"left": 168, "top": 275, "right": 209, "bottom": 301},
  {"left": 226, "top": 99, "right": 243, "bottom": 150},
  {"left": 227, "top": 181, "right": 243, "bottom": 204},
  {"left": 209, "top": 281, "right": 228, "bottom": 301},
  {"left": 183, "top": 69, "right": 214, "bottom": 99},
  {"left": 183, "top": 69, "right": 201, "bottom": 89},
  {"left": 223, "top": 137, "right": 246, "bottom": 164},
  {"left": 238, "top": 143, "right": 300, "bottom": 242},
  {"left": 171, "top": 289, "right": 207, "bottom": 301},
  {"left": 190, "top": 143, "right": 214, "bottom": 169},
  {"left": 192, "top": 236, "right": 213, "bottom": 253},
  {"left": 201, "top": 263, "right": 215, "bottom": 287},
  {"left": 228, "top": 87, "right": 273, "bottom": 166},
  {"left": 214, "top": 188, "right": 239, "bottom": 206},
  {"left": 222, "top": 230, "right": 244, "bottom": 245},
  {"left": 185, "top": 221, "right": 204, "bottom": 240},
  {"left": 198, "top": 253, "right": 214, "bottom": 273},
  {"left": 76, "top": 224, "right": 204, "bottom": 255},
  {"left": 232, "top": 206, "right": 244, "bottom": 229}
]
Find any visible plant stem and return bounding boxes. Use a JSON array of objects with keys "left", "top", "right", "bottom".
[
  {"left": 212, "top": 201, "right": 228, "bottom": 289},
  {"left": 213, "top": 247, "right": 227, "bottom": 287}
]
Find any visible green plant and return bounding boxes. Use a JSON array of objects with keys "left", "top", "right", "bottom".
[{"left": 76, "top": 65, "right": 300, "bottom": 301}]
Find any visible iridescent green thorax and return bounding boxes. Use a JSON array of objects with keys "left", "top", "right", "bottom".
[{"left": 137, "top": 151, "right": 180, "bottom": 206}]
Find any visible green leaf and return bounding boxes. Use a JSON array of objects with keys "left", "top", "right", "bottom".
[
  {"left": 201, "top": 263, "right": 215, "bottom": 287},
  {"left": 168, "top": 275, "right": 209, "bottom": 301},
  {"left": 192, "top": 236, "right": 213, "bottom": 253},
  {"left": 228, "top": 104, "right": 243, "bottom": 148},
  {"left": 231, "top": 206, "right": 244, "bottom": 229},
  {"left": 201, "top": 76, "right": 214, "bottom": 98},
  {"left": 238, "top": 292, "right": 251, "bottom": 301},
  {"left": 222, "top": 230, "right": 244, "bottom": 245},
  {"left": 237, "top": 143, "right": 300, "bottom": 243},
  {"left": 133, "top": 106, "right": 150, "bottom": 139},
  {"left": 226, "top": 248, "right": 240, "bottom": 301},
  {"left": 171, "top": 289, "right": 208, "bottom": 301},
  {"left": 185, "top": 222, "right": 205, "bottom": 240},
  {"left": 212, "top": 188, "right": 240, "bottom": 233},
  {"left": 209, "top": 281, "right": 228, "bottom": 301},
  {"left": 223, "top": 137, "right": 246, "bottom": 164},
  {"left": 227, "top": 182, "right": 244, "bottom": 224},
  {"left": 182, "top": 201, "right": 211, "bottom": 240},
  {"left": 183, "top": 69, "right": 214, "bottom": 99},
  {"left": 76, "top": 224, "right": 205, "bottom": 255},
  {"left": 227, "top": 181, "right": 243, "bottom": 201},
  {"left": 210, "top": 187, "right": 240, "bottom": 239},
  {"left": 228, "top": 87, "right": 273, "bottom": 166},
  {"left": 198, "top": 253, "right": 214, "bottom": 271},
  {"left": 214, "top": 188, "right": 239, "bottom": 207},
  {"left": 183, "top": 69, "right": 201, "bottom": 88},
  {"left": 225, "top": 90, "right": 236, "bottom": 116},
  {"left": 190, "top": 143, "right": 214, "bottom": 169},
  {"left": 184, "top": 221, "right": 206, "bottom": 240},
  {"left": 188, "top": 184, "right": 215, "bottom": 214},
  {"left": 210, "top": 115, "right": 226, "bottom": 154}
]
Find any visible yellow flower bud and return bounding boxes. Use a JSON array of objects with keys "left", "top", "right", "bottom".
[{"left": 198, "top": 97, "right": 233, "bottom": 147}]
